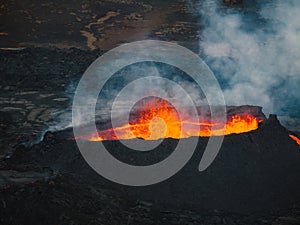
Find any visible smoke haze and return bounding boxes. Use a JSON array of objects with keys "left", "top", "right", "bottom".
[
  {"left": 55, "top": 0, "right": 300, "bottom": 132},
  {"left": 193, "top": 0, "right": 300, "bottom": 129}
]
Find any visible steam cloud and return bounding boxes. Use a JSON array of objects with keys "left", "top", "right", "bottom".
[
  {"left": 53, "top": 0, "right": 300, "bottom": 132},
  {"left": 194, "top": 0, "right": 300, "bottom": 128},
  {"left": 51, "top": 62, "right": 208, "bottom": 131}
]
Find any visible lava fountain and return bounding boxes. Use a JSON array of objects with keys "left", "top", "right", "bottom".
[{"left": 76, "top": 97, "right": 263, "bottom": 141}]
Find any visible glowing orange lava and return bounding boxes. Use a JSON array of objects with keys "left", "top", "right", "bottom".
[
  {"left": 77, "top": 98, "right": 263, "bottom": 141},
  {"left": 289, "top": 134, "right": 300, "bottom": 145}
]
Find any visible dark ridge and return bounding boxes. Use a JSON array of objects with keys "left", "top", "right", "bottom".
[{"left": 1, "top": 115, "right": 299, "bottom": 221}]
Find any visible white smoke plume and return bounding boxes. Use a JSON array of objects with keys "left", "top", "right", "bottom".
[
  {"left": 195, "top": 0, "right": 300, "bottom": 121},
  {"left": 52, "top": 0, "right": 300, "bottom": 132}
]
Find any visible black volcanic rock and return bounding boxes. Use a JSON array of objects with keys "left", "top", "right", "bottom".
[
  {"left": 1, "top": 114, "right": 300, "bottom": 225},
  {"left": 226, "top": 105, "right": 266, "bottom": 120},
  {"left": 111, "top": 114, "right": 300, "bottom": 213},
  {"left": 265, "top": 114, "right": 280, "bottom": 125}
]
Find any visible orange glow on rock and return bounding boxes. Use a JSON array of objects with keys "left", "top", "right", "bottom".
[
  {"left": 77, "top": 98, "right": 263, "bottom": 141},
  {"left": 289, "top": 134, "right": 300, "bottom": 145}
]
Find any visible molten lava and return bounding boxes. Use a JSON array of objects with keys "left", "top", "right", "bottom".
[
  {"left": 77, "top": 98, "right": 263, "bottom": 142},
  {"left": 289, "top": 134, "right": 300, "bottom": 145}
]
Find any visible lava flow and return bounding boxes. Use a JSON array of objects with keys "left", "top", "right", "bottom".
[
  {"left": 77, "top": 98, "right": 263, "bottom": 142},
  {"left": 289, "top": 134, "right": 300, "bottom": 145}
]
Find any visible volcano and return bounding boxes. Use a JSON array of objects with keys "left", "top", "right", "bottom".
[
  {"left": 76, "top": 99, "right": 266, "bottom": 141},
  {"left": 1, "top": 105, "right": 300, "bottom": 224}
]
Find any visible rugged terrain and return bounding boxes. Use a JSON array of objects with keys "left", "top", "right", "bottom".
[
  {"left": 1, "top": 1, "right": 300, "bottom": 224},
  {"left": 1, "top": 114, "right": 300, "bottom": 225}
]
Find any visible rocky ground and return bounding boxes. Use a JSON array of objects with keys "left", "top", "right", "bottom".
[
  {"left": 0, "top": 47, "right": 101, "bottom": 157},
  {"left": 1, "top": 0, "right": 300, "bottom": 224},
  {"left": 0, "top": 0, "right": 201, "bottom": 157},
  {"left": 1, "top": 114, "right": 300, "bottom": 225},
  {"left": 0, "top": 0, "right": 199, "bottom": 51}
]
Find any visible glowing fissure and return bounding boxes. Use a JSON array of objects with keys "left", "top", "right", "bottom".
[
  {"left": 76, "top": 98, "right": 263, "bottom": 141},
  {"left": 289, "top": 134, "right": 300, "bottom": 146}
]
